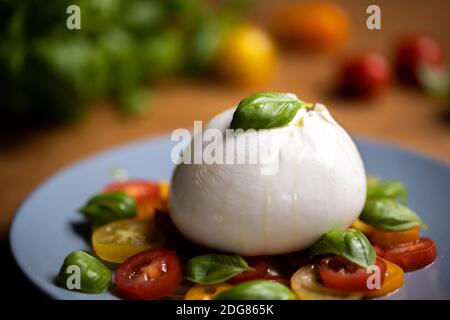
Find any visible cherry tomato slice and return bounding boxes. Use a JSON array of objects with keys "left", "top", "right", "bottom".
[
  {"left": 228, "top": 256, "right": 272, "bottom": 284},
  {"left": 291, "top": 264, "right": 363, "bottom": 300},
  {"left": 369, "top": 226, "right": 420, "bottom": 247},
  {"left": 382, "top": 238, "right": 437, "bottom": 272},
  {"left": 364, "top": 258, "right": 404, "bottom": 298},
  {"left": 115, "top": 249, "right": 182, "bottom": 300},
  {"left": 373, "top": 245, "right": 385, "bottom": 257},
  {"left": 92, "top": 219, "right": 165, "bottom": 263},
  {"left": 319, "top": 256, "right": 386, "bottom": 292},
  {"left": 185, "top": 284, "right": 233, "bottom": 300},
  {"left": 103, "top": 180, "right": 163, "bottom": 220},
  {"left": 351, "top": 218, "right": 374, "bottom": 236}
]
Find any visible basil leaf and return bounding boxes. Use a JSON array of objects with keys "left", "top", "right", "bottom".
[
  {"left": 309, "top": 229, "right": 376, "bottom": 268},
  {"left": 367, "top": 180, "right": 408, "bottom": 203},
  {"left": 230, "top": 92, "right": 312, "bottom": 131},
  {"left": 79, "top": 191, "right": 137, "bottom": 225},
  {"left": 361, "top": 199, "right": 426, "bottom": 231},
  {"left": 214, "top": 280, "right": 296, "bottom": 300},
  {"left": 58, "top": 251, "right": 111, "bottom": 293},
  {"left": 186, "top": 254, "right": 253, "bottom": 284}
]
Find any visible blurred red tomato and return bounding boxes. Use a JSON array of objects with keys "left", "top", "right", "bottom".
[
  {"left": 340, "top": 53, "right": 392, "bottom": 97},
  {"left": 395, "top": 35, "right": 445, "bottom": 85}
]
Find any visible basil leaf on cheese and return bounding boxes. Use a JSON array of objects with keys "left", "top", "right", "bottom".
[
  {"left": 230, "top": 92, "right": 312, "bottom": 131},
  {"left": 309, "top": 229, "right": 376, "bottom": 268}
]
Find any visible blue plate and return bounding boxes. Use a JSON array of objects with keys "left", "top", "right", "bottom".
[{"left": 10, "top": 135, "right": 450, "bottom": 300}]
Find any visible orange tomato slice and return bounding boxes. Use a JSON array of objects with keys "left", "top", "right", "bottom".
[
  {"left": 369, "top": 226, "right": 420, "bottom": 247},
  {"left": 364, "top": 258, "right": 404, "bottom": 298}
]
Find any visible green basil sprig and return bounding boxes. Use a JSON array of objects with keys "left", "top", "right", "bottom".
[
  {"left": 186, "top": 254, "right": 253, "bottom": 285},
  {"left": 58, "top": 251, "right": 112, "bottom": 293},
  {"left": 361, "top": 199, "right": 426, "bottom": 231},
  {"left": 366, "top": 180, "right": 408, "bottom": 202},
  {"left": 230, "top": 92, "right": 313, "bottom": 131},
  {"left": 310, "top": 229, "right": 376, "bottom": 268},
  {"left": 214, "top": 280, "right": 296, "bottom": 300},
  {"left": 79, "top": 191, "right": 137, "bottom": 224}
]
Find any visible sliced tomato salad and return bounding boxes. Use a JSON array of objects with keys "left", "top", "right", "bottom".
[
  {"left": 319, "top": 256, "right": 387, "bottom": 292},
  {"left": 369, "top": 226, "right": 420, "bottom": 247},
  {"left": 381, "top": 238, "right": 437, "bottom": 272},
  {"left": 103, "top": 180, "right": 167, "bottom": 219},
  {"left": 364, "top": 258, "right": 404, "bottom": 298},
  {"left": 92, "top": 219, "right": 165, "bottom": 263},
  {"left": 115, "top": 249, "right": 182, "bottom": 300}
]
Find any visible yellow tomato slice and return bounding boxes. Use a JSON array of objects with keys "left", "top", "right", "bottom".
[
  {"left": 92, "top": 219, "right": 165, "bottom": 263},
  {"left": 290, "top": 265, "right": 363, "bottom": 300},
  {"left": 369, "top": 226, "right": 420, "bottom": 247},
  {"left": 351, "top": 218, "right": 375, "bottom": 236},
  {"left": 364, "top": 258, "right": 404, "bottom": 298},
  {"left": 185, "top": 284, "right": 233, "bottom": 300}
]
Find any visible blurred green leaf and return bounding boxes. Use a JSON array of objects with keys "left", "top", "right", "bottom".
[
  {"left": 0, "top": 0, "right": 249, "bottom": 123},
  {"left": 143, "top": 30, "right": 185, "bottom": 79}
]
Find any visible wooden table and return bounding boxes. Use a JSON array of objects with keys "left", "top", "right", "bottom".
[{"left": 0, "top": 0, "right": 449, "bottom": 298}]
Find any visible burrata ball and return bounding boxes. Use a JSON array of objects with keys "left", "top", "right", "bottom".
[{"left": 169, "top": 97, "right": 366, "bottom": 255}]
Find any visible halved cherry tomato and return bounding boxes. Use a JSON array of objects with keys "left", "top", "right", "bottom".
[
  {"left": 228, "top": 256, "right": 272, "bottom": 284},
  {"left": 291, "top": 264, "right": 363, "bottom": 300},
  {"left": 115, "top": 249, "right": 182, "bottom": 299},
  {"left": 382, "top": 238, "right": 437, "bottom": 272},
  {"left": 185, "top": 284, "right": 233, "bottom": 300},
  {"left": 364, "top": 258, "right": 404, "bottom": 298},
  {"left": 92, "top": 219, "right": 165, "bottom": 263},
  {"left": 103, "top": 180, "right": 164, "bottom": 220},
  {"left": 351, "top": 218, "right": 374, "bottom": 236},
  {"left": 369, "top": 226, "right": 420, "bottom": 247},
  {"left": 319, "top": 256, "right": 386, "bottom": 292}
]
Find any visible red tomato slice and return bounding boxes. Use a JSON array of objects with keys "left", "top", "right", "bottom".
[
  {"left": 373, "top": 245, "right": 385, "bottom": 257},
  {"left": 115, "top": 249, "right": 182, "bottom": 300},
  {"left": 228, "top": 256, "right": 272, "bottom": 284},
  {"left": 319, "top": 256, "right": 387, "bottom": 292},
  {"left": 104, "top": 180, "right": 161, "bottom": 219},
  {"left": 103, "top": 180, "right": 159, "bottom": 205},
  {"left": 382, "top": 238, "right": 437, "bottom": 272}
]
